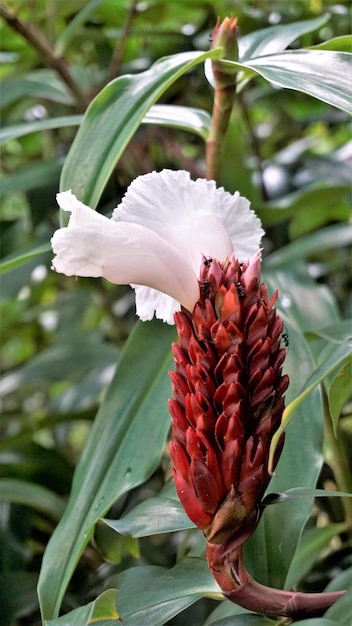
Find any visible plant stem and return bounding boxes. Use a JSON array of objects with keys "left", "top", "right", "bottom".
[
  {"left": 206, "top": 81, "right": 236, "bottom": 184},
  {"left": 0, "top": 2, "right": 88, "bottom": 112},
  {"left": 206, "top": 543, "right": 345, "bottom": 619},
  {"left": 108, "top": 0, "right": 138, "bottom": 82}
]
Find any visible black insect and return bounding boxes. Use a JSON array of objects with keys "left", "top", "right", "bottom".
[
  {"left": 282, "top": 330, "right": 289, "bottom": 347},
  {"left": 200, "top": 280, "right": 211, "bottom": 296},
  {"left": 203, "top": 256, "right": 213, "bottom": 267},
  {"left": 236, "top": 281, "right": 246, "bottom": 299}
]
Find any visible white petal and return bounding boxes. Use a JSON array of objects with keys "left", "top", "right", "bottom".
[
  {"left": 51, "top": 193, "right": 200, "bottom": 313},
  {"left": 113, "top": 169, "right": 263, "bottom": 267},
  {"left": 132, "top": 285, "right": 180, "bottom": 324}
]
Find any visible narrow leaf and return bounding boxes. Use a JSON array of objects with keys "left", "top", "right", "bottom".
[
  {"left": 269, "top": 339, "right": 352, "bottom": 473},
  {"left": 55, "top": 0, "right": 106, "bottom": 56},
  {"left": 0, "top": 244, "right": 51, "bottom": 275},
  {"left": 38, "top": 319, "right": 176, "bottom": 620},
  {"left": 59, "top": 49, "right": 221, "bottom": 208},
  {"left": 325, "top": 588, "right": 352, "bottom": 625},
  {"left": 245, "top": 321, "right": 324, "bottom": 588},
  {"left": 142, "top": 104, "right": 211, "bottom": 140},
  {"left": 0, "top": 478, "right": 66, "bottom": 520},
  {"left": 114, "top": 557, "right": 221, "bottom": 625},
  {"left": 0, "top": 115, "right": 82, "bottom": 145},
  {"left": 262, "top": 488, "right": 352, "bottom": 505},
  {"left": 285, "top": 523, "right": 349, "bottom": 590},
  {"left": 223, "top": 50, "right": 352, "bottom": 114},
  {"left": 239, "top": 14, "right": 330, "bottom": 61},
  {"left": 328, "top": 358, "right": 352, "bottom": 434},
  {"left": 97, "top": 493, "right": 194, "bottom": 539},
  {"left": 311, "top": 35, "right": 352, "bottom": 52},
  {"left": 266, "top": 223, "right": 352, "bottom": 268}
]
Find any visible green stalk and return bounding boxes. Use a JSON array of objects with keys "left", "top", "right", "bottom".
[
  {"left": 206, "top": 17, "right": 239, "bottom": 184},
  {"left": 206, "top": 82, "right": 236, "bottom": 184}
]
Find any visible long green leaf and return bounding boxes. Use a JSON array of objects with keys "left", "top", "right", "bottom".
[
  {"left": 46, "top": 559, "right": 220, "bottom": 626},
  {"left": 263, "top": 487, "right": 352, "bottom": 505},
  {"left": 37, "top": 319, "right": 176, "bottom": 620},
  {"left": 0, "top": 69, "right": 75, "bottom": 108},
  {"left": 114, "top": 557, "right": 220, "bottom": 625},
  {"left": 325, "top": 588, "right": 352, "bottom": 626},
  {"left": 96, "top": 491, "right": 193, "bottom": 539},
  {"left": 0, "top": 479, "right": 66, "bottom": 520},
  {"left": 269, "top": 339, "right": 352, "bottom": 474},
  {"left": 0, "top": 115, "right": 82, "bottom": 145},
  {"left": 54, "top": 0, "right": 106, "bottom": 56},
  {"left": 142, "top": 103, "right": 211, "bottom": 139},
  {"left": 0, "top": 244, "right": 51, "bottom": 275},
  {"left": 285, "top": 523, "right": 349, "bottom": 590},
  {"left": 266, "top": 223, "right": 352, "bottom": 268},
  {"left": 59, "top": 49, "right": 221, "bottom": 208},
  {"left": 239, "top": 14, "right": 330, "bottom": 61},
  {"left": 244, "top": 321, "right": 324, "bottom": 589},
  {"left": 223, "top": 50, "right": 352, "bottom": 114},
  {"left": 0, "top": 104, "right": 210, "bottom": 146}
]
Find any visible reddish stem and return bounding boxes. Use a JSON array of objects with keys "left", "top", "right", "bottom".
[{"left": 206, "top": 543, "right": 345, "bottom": 619}]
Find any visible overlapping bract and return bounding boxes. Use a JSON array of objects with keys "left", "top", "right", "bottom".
[{"left": 169, "top": 252, "right": 289, "bottom": 547}]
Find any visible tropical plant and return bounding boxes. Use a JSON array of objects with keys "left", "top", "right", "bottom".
[{"left": 0, "top": 2, "right": 351, "bottom": 625}]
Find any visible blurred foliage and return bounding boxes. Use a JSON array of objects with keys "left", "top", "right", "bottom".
[{"left": 0, "top": 1, "right": 351, "bottom": 625}]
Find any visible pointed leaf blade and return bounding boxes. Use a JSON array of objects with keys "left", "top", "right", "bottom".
[
  {"left": 60, "top": 49, "right": 221, "bottom": 208},
  {"left": 38, "top": 319, "right": 176, "bottom": 620},
  {"left": 224, "top": 50, "right": 352, "bottom": 114}
]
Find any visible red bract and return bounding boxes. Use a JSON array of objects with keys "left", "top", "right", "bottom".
[
  {"left": 168, "top": 252, "right": 346, "bottom": 619},
  {"left": 169, "top": 252, "right": 289, "bottom": 548}
]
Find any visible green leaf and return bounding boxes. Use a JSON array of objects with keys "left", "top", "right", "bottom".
[
  {"left": 311, "top": 35, "right": 352, "bottom": 53},
  {"left": 306, "top": 320, "right": 352, "bottom": 344},
  {"left": 260, "top": 185, "right": 351, "bottom": 234},
  {"left": 45, "top": 604, "right": 93, "bottom": 626},
  {"left": 37, "top": 319, "right": 176, "bottom": 620},
  {"left": 262, "top": 487, "right": 352, "bottom": 505},
  {"left": 96, "top": 489, "right": 193, "bottom": 539},
  {"left": 0, "top": 479, "right": 66, "bottom": 520},
  {"left": 328, "top": 358, "right": 352, "bottom": 434},
  {"left": 0, "top": 159, "right": 63, "bottom": 198},
  {"left": 0, "top": 104, "right": 210, "bottom": 147},
  {"left": 239, "top": 14, "right": 330, "bottom": 61},
  {"left": 46, "top": 591, "right": 122, "bottom": 626},
  {"left": 269, "top": 338, "right": 352, "bottom": 474},
  {"left": 325, "top": 588, "right": 352, "bottom": 625},
  {"left": 0, "top": 115, "right": 82, "bottom": 145},
  {"left": 55, "top": 0, "right": 106, "bottom": 56},
  {"left": 244, "top": 321, "right": 324, "bottom": 589},
  {"left": 265, "top": 223, "right": 352, "bottom": 268},
  {"left": 95, "top": 529, "right": 139, "bottom": 565},
  {"left": 0, "top": 244, "right": 51, "bottom": 275},
  {"left": 0, "top": 69, "right": 75, "bottom": 108},
  {"left": 285, "top": 523, "right": 349, "bottom": 590},
  {"left": 114, "top": 557, "right": 220, "bottom": 625},
  {"left": 59, "top": 49, "right": 221, "bottom": 208},
  {"left": 223, "top": 50, "right": 352, "bottom": 114},
  {"left": 325, "top": 567, "right": 352, "bottom": 593},
  {"left": 88, "top": 589, "right": 120, "bottom": 623},
  {"left": 263, "top": 265, "right": 340, "bottom": 333},
  {"left": 206, "top": 617, "right": 277, "bottom": 626},
  {"left": 141, "top": 103, "right": 211, "bottom": 140}
]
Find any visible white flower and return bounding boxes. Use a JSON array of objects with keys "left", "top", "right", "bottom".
[{"left": 51, "top": 169, "right": 263, "bottom": 324}]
